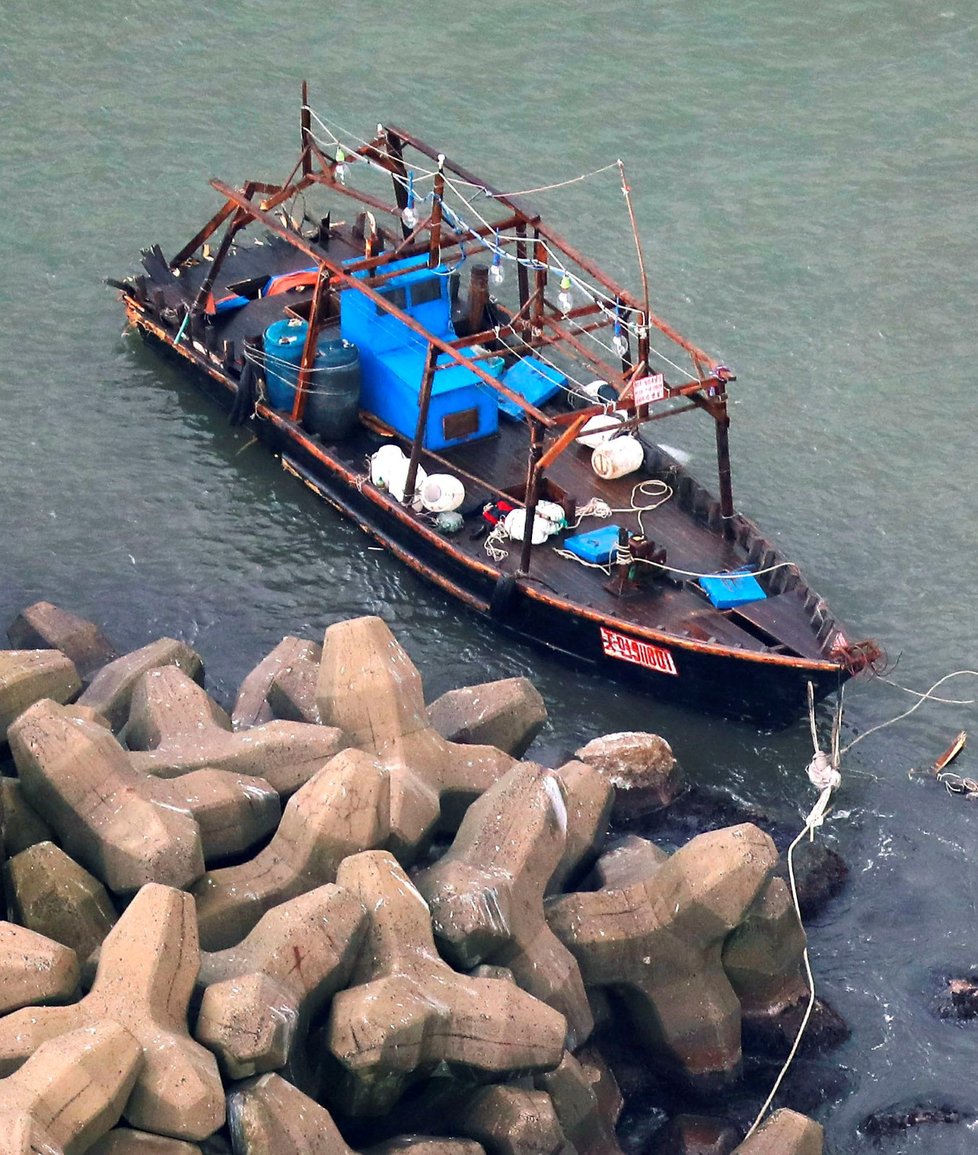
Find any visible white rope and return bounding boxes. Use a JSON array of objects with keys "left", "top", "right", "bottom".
[
  {"left": 842, "top": 670, "right": 978, "bottom": 755},
  {"left": 742, "top": 681, "right": 842, "bottom": 1143}
]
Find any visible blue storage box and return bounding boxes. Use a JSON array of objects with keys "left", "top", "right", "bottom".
[
  {"left": 563, "top": 524, "right": 623, "bottom": 565},
  {"left": 699, "top": 568, "right": 767, "bottom": 609},
  {"left": 359, "top": 346, "right": 499, "bottom": 451},
  {"left": 498, "top": 357, "right": 566, "bottom": 420}
]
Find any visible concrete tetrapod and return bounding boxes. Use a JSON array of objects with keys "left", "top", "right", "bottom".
[
  {"left": 229, "top": 1072, "right": 485, "bottom": 1155},
  {"left": 426, "top": 676, "right": 547, "bottom": 758},
  {"left": 0, "top": 650, "right": 81, "bottom": 741},
  {"left": 546, "top": 823, "right": 778, "bottom": 1087},
  {"left": 0, "top": 1021, "right": 143, "bottom": 1155},
  {"left": 232, "top": 636, "right": 323, "bottom": 729},
  {"left": 0, "top": 884, "right": 225, "bottom": 1142},
  {"left": 325, "top": 850, "right": 567, "bottom": 1116},
  {"left": 192, "top": 748, "right": 391, "bottom": 951},
  {"left": 0, "top": 922, "right": 79, "bottom": 1013},
  {"left": 316, "top": 617, "right": 514, "bottom": 858},
  {"left": 533, "top": 1050, "right": 624, "bottom": 1155},
  {"left": 77, "top": 639, "right": 204, "bottom": 733},
  {"left": 9, "top": 700, "right": 280, "bottom": 891},
  {"left": 88, "top": 1130, "right": 201, "bottom": 1155},
  {"left": 195, "top": 883, "right": 367, "bottom": 1083},
  {"left": 731, "top": 1108, "right": 823, "bottom": 1154},
  {"left": 7, "top": 601, "right": 118, "bottom": 682},
  {"left": 415, "top": 762, "right": 594, "bottom": 1047},
  {"left": 5, "top": 841, "right": 117, "bottom": 968},
  {"left": 9, "top": 700, "right": 205, "bottom": 894},
  {"left": 126, "top": 666, "right": 345, "bottom": 797},
  {"left": 0, "top": 778, "right": 55, "bottom": 857}
]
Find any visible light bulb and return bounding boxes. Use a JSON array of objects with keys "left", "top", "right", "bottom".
[
  {"left": 334, "top": 147, "right": 347, "bottom": 185},
  {"left": 613, "top": 326, "right": 628, "bottom": 358},
  {"left": 558, "top": 274, "right": 573, "bottom": 314},
  {"left": 402, "top": 171, "right": 418, "bottom": 229},
  {"left": 489, "top": 254, "right": 505, "bottom": 286}
]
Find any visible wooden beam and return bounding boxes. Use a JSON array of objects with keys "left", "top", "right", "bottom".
[
  {"left": 290, "top": 268, "right": 330, "bottom": 425},
  {"left": 404, "top": 342, "right": 439, "bottom": 503}
]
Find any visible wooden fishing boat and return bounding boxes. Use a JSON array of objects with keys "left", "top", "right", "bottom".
[{"left": 111, "top": 87, "right": 882, "bottom": 725}]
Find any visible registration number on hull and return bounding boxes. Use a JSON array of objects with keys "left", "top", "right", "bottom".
[{"left": 600, "top": 628, "right": 678, "bottom": 676}]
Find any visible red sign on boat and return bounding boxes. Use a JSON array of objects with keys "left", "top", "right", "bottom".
[{"left": 600, "top": 627, "right": 678, "bottom": 676}]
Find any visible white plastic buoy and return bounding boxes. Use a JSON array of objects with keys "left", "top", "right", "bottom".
[
  {"left": 420, "top": 473, "right": 465, "bottom": 513},
  {"left": 576, "top": 411, "right": 625, "bottom": 449},
  {"left": 370, "top": 444, "right": 426, "bottom": 503},
  {"left": 591, "top": 436, "right": 644, "bottom": 479},
  {"left": 502, "top": 500, "right": 565, "bottom": 544}
]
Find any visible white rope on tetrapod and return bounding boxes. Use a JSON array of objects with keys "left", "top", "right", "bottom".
[{"left": 741, "top": 681, "right": 842, "bottom": 1144}]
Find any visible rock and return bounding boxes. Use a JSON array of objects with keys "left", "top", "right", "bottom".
[
  {"left": 127, "top": 666, "right": 345, "bottom": 797},
  {"left": 415, "top": 762, "right": 593, "bottom": 1046},
  {"left": 195, "top": 884, "right": 367, "bottom": 1084},
  {"left": 89, "top": 1129, "right": 202, "bottom": 1155},
  {"left": 325, "top": 850, "right": 567, "bottom": 1115},
  {"left": 938, "top": 974, "right": 978, "bottom": 1019},
  {"left": 232, "top": 637, "right": 322, "bottom": 730},
  {"left": 0, "top": 883, "right": 225, "bottom": 1142},
  {"left": 5, "top": 841, "right": 117, "bottom": 962},
  {"left": 77, "top": 638, "right": 204, "bottom": 733},
  {"left": 861, "top": 1100, "right": 965, "bottom": 1138},
  {"left": 0, "top": 922, "right": 79, "bottom": 1013},
  {"left": 0, "top": 1021, "right": 143, "bottom": 1155},
  {"left": 547, "top": 824, "right": 778, "bottom": 1086},
  {"left": 574, "top": 731, "right": 683, "bottom": 818},
  {"left": 534, "top": 1051, "right": 624, "bottom": 1154},
  {"left": 0, "top": 778, "right": 54, "bottom": 857},
  {"left": 10, "top": 700, "right": 206, "bottom": 895},
  {"left": 773, "top": 842, "right": 847, "bottom": 919},
  {"left": 732, "top": 1109, "right": 822, "bottom": 1154},
  {"left": 7, "top": 602, "right": 118, "bottom": 681},
  {"left": 0, "top": 650, "right": 81, "bottom": 741},
  {"left": 427, "top": 677, "right": 547, "bottom": 758},
  {"left": 192, "top": 748, "right": 390, "bottom": 951},
  {"left": 316, "top": 617, "right": 514, "bottom": 857}
]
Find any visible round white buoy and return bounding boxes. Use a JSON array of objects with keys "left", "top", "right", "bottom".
[
  {"left": 591, "top": 436, "right": 644, "bottom": 479},
  {"left": 420, "top": 473, "right": 465, "bottom": 513}
]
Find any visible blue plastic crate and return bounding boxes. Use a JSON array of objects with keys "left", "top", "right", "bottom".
[
  {"left": 498, "top": 357, "right": 565, "bottom": 420},
  {"left": 699, "top": 568, "right": 767, "bottom": 610},
  {"left": 563, "top": 524, "right": 623, "bottom": 565}
]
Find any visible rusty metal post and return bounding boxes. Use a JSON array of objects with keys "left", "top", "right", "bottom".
[
  {"left": 290, "top": 268, "right": 329, "bottom": 424},
  {"left": 515, "top": 222, "right": 530, "bottom": 315},
  {"left": 404, "top": 342, "right": 439, "bottom": 503},
  {"left": 714, "top": 393, "right": 735, "bottom": 534},
  {"left": 429, "top": 155, "right": 445, "bottom": 269},
  {"left": 531, "top": 230, "right": 547, "bottom": 335},
  {"left": 300, "top": 82, "right": 311, "bottom": 175},
  {"left": 517, "top": 422, "right": 545, "bottom": 576}
]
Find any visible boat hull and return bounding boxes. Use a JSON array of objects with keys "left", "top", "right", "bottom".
[{"left": 133, "top": 320, "right": 843, "bottom": 727}]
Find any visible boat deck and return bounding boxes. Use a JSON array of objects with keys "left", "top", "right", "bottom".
[{"left": 132, "top": 223, "right": 833, "bottom": 666}]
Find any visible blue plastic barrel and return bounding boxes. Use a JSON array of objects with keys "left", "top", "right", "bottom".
[{"left": 263, "top": 318, "right": 308, "bottom": 410}]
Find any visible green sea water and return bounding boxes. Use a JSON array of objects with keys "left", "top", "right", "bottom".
[{"left": 1, "top": 2, "right": 976, "bottom": 1149}]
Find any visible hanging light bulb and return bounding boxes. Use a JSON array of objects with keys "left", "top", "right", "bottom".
[
  {"left": 401, "top": 171, "right": 419, "bottom": 230},
  {"left": 613, "top": 320, "right": 629, "bottom": 358},
  {"left": 558, "top": 273, "right": 574, "bottom": 314},
  {"left": 489, "top": 230, "right": 505, "bottom": 286},
  {"left": 334, "top": 147, "right": 348, "bottom": 185}
]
